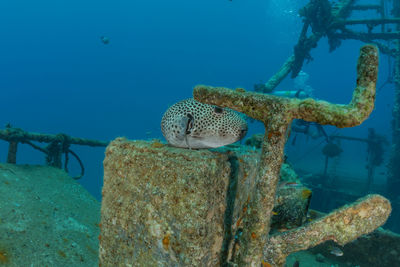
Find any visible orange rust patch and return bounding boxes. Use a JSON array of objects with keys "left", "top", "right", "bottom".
[
  {"left": 251, "top": 232, "right": 257, "bottom": 239},
  {"left": 267, "top": 131, "right": 282, "bottom": 140},
  {"left": 0, "top": 250, "right": 9, "bottom": 263},
  {"left": 261, "top": 260, "right": 272, "bottom": 267},
  {"left": 98, "top": 234, "right": 102, "bottom": 241},
  {"left": 242, "top": 206, "right": 247, "bottom": 213},
  {"left": 162, "top": 234, "right": 170, "bottom": 250},
  {"left": 242, "top": 171, "right": 248, "bottom": 182},
  {"left": 301, "top": 189, "right": 312, "bottom": 199},
  {"left": 151, "top": 141, "right": 164, "bottom": 148},
  {"left": 236, "top": 217, "right": 243, "bottom": 228}
]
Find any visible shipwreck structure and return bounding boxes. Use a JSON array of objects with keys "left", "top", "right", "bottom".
[
  {"left": 0, "top": 0, "right": 397, "bottom": 266},
  {"left": 98, "top": 0, "right": 400, "bottom": 266},
  {"left": 100, "top": 45, "right": 391, "bottom": 266},
  {"left": 257, "top": 0, "right": 400, "bottom": 233},
  {"left": 0, "top": 125, "right": 108, "bottom": 179},
  {"left": 193, "top": 45, "right": 389, "bottom": 266}
]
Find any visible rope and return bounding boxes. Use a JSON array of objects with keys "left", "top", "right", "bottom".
[
  {"left": 2, "top": 127, "right": 99, "bottom": 180},
  {"left": 68, "top": 149, "right": 85, "bottom": 180}
]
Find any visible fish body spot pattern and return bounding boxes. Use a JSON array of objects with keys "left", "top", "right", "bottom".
[{"left": 161, "top": 98, "right": 248, "bottom": 149}]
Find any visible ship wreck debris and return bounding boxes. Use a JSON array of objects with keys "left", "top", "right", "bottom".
[
  {"left": 192, "top": 44, "right": 389, "bottom": 266},
  {"left": 99, "top": 45, "right": 391, "bottom": 266},
  {"left": 0, "top": 125, "right": 108, "bottom": 179}
]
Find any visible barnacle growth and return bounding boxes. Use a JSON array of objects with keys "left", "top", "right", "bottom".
[{"left": 193, "top": 45, "right": 391, "bottom": 266}]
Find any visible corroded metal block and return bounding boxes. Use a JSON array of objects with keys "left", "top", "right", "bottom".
[
  {"left": 99, "top": 138, "right": 231, "bottom": 266},
  {"left": 99, "top": 138, "right": 311, "bottom": 266}
]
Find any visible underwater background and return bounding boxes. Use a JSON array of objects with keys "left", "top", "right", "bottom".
[{"left": 0, "top": 0, "right": 396, "bottom": 231}]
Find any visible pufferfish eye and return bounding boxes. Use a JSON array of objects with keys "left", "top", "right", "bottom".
[{"left": 214, "top": 106, "right": 223, "bottom": 114}]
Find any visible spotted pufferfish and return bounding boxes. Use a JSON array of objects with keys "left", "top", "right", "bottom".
[{"left": 161, "top": 98, "right": 248, "bottom": 149}]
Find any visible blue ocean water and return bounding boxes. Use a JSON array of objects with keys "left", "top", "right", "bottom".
[{"left": 0, "top": 0, "right": 394, "bottom": 210}]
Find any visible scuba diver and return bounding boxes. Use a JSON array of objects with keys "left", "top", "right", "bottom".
[
  {"left": 267, "top": 71, "right": 328, "bottom": 143},
  {"left": 271, "top": 71, "right": 314, "bottom": 99},
  {"left": 270, "top": 89, "right": 310, "bottom": 99},
  {"left": 254, "top": 71, "right": 328, "bottom": 143},
  {"left": 254, "top": 71, "right": 314, "bottom": 97}
]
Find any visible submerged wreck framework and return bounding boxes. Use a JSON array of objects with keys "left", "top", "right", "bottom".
[
  {"left": 259, "top": 0, "right": 400, "bottom": 204},
  {"left": 0, "top": 125, "right": 108, "bottom": 179},
  {"left": 0, "top": 0, "right": 398, "bottom": 266},
  {"left": 99, "top": 45, "right": 390, "bottom": 266},
  {"left": 193, "top": 45, "right": 388, "bottom": 266},
  {"left": 98, "top": 0, "right": 400, "bottom": 266}
]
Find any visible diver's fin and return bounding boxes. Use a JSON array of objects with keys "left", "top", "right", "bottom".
[{"left": 294, "top": 89, "right": 304, "bottom": 98}]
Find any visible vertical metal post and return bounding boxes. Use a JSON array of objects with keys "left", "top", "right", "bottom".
[
  {"left": 379, "top": 0, "right": 385, "bottom": 32},
  {"left": 6, "top": 141, "right": 18, "bottom": 164},
  {"left": 366, "top": 155, "right": 375, "bottom": 193},
  {"left": 45, "top": 142, "right": 63, "bottom": 168},
  {"left": 323, "top": 156, "right": 329, "bottom": 180}
]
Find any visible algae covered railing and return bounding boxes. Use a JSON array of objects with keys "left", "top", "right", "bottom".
[
  {"left": 194, "top": 45, "right": 392, "bottom": 266},
  {"left": 0, "top": 124, "right": 108, "bottom": 179},
  {"left": 256, "top": 0, "right": 400, "bottom": 201}
]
